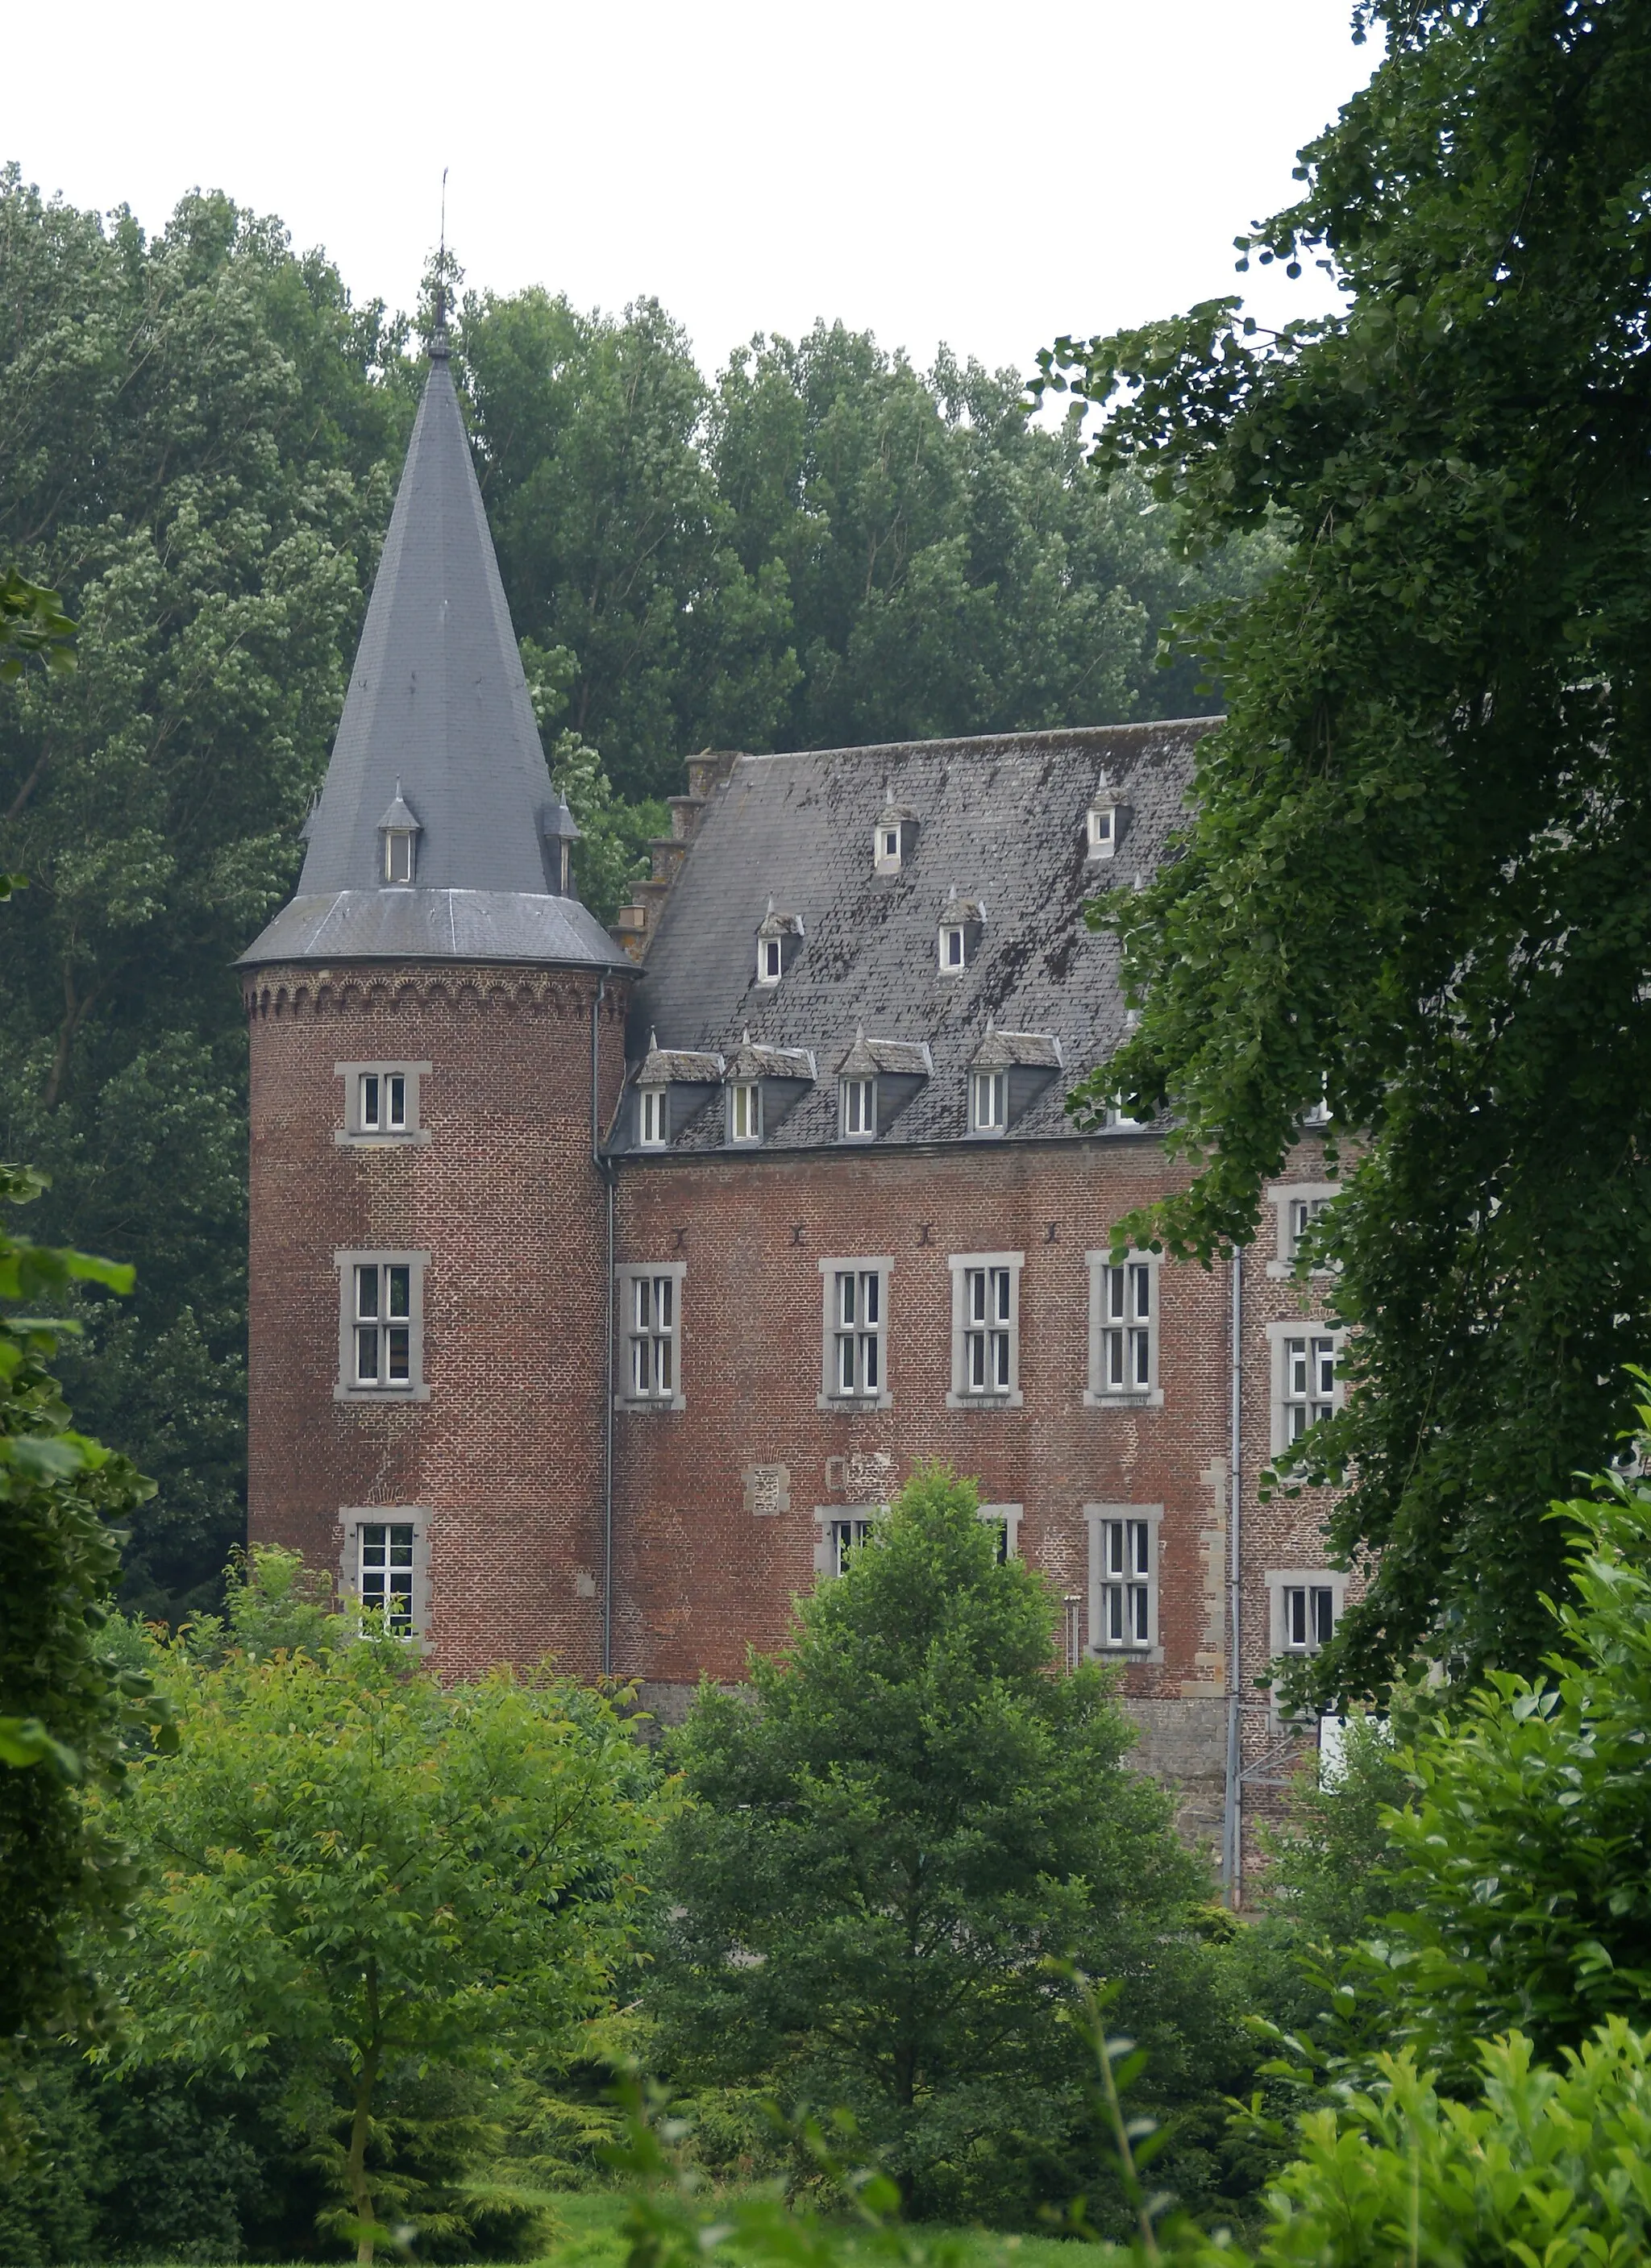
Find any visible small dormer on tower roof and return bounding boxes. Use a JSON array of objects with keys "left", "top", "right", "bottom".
[
  {"left": 377, "top": 779, "right": 422, "bottom": 885},
  {"left": 542, "top": 795, "right": 581, "bottom": 897}
]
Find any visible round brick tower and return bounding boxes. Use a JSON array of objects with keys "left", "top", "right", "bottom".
[{"left": 239, "top": 332, "right": 633, "bottom": 1679}]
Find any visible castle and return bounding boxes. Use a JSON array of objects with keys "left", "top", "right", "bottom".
[{"left": 239, "top": 341, "right": 1344, "bottom": 1885}]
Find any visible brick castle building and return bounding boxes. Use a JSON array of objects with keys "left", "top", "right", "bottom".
[{"left": 240, "top": 342, "right": 1345, "bottom": 1887}]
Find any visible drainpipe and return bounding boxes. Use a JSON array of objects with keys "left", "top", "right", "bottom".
[
  {"left": 591, "top": 978, "right": 615, "bottom": 1679},
  {"left": 1222, "top": 1247, "right": 1244, "bottom": 1908}
]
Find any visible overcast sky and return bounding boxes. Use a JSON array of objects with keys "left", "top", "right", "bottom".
[{"left": 7, "top": 0, "right": 1379, "bottom": 382}]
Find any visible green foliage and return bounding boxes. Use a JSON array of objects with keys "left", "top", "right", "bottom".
[
  {"left": 0, "top": 572, "right": 74, "bottom": 683},
  {"left": 0, "top": 1156, "right": 171, "bottom": 2053},
  {"left": 1039, "top": 1, "right": 1651, "bottom": 1699},
  {"left": 100, "top": 1600, "right": 666, "bottom": 2256},
  {"left": 647, "top": 1466, "right": 1249, "bottom": 2227},
  {"left": 0, "top": 165, "right": 414, "bottom": 1618},
  {"left": 1312, "top": 1448, "right": 1651, "bottom": 2086}
]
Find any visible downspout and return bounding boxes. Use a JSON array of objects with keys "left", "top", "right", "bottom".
[
  {"left": 1222, "top": 1246, "right": 1244, "bottom": 1908},
  {"left": 591, "top": 977, "right": 615, "bottom": 1679}
]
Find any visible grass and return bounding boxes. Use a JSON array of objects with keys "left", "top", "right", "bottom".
[{"left": 523, "top": 2189, "right": 1081, "bottom": 2268}]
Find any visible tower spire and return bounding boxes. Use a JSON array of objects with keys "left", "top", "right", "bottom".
[{"left": 431, "top": 168, "right": 451, "bottom": 361}]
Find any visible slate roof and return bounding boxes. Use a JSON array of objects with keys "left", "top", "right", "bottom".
[
  {"left": 240, "top": 350, "right": 626, "bottom": 972},
  {"left": 622, "top": 717, "right": 1217, "bottom": 1151}
]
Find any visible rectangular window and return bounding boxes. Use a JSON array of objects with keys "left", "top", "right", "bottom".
[
  {"left": 385, "top": 829, "right": 415, "bottom": 883},
  {"left": 730, "top": 1082, "right": 760, "bottom": 1143},
  {"left": 360, "top": 1522, "right": 414, "bottom": 1634},
  {"left": 940, "top": 924, "right": 965, "bottom": 971},
  {"left": 979, "top": 1504, "right": 1023, "bottom": 1562},
  {"left": 1099, "top": 1518, "right": 1154, "bottom": 1649},
  {"left": 758, "top": 936, "right": 782, "bottom": 984},
  {"left": 1282, "top": 1583, "right": 1337, "bottom": 1652},
  {"left": 840, "top": 1077, "right": 877, "bottom": 1139},
  {"left": 616, "top": 1263, "right": 686, "bottom": 1409},
  {"left": 1087, "top": 805, "right": 1116, "bottom": 857},
  {"left": 1283, "top": 1335, "right": 1338, "bottom": 1440},
  {"left": 335, "top": 1251, "right": 427, "bottom": 1400},
  {"left": 829, "top": 1515, "right": 878, "bottom": 1576},
  {"left": 354, "top": 1262, "right": 412, "bottom": 1385},
  {"left": 1087, "top": 1250, "right": 1160, "bottom": 1405},
  {"left": 336, "top": 1061, "right": 429, "bottom": 1145},
  {"left": 813, "top": 1503, "right": 892, "bottom": 1578},
  {"left": 948, "top": 1252, "right": 1022, "bottom": 1406},
  {"left": 965, "top": 1267, "right": 1012, "bottom": 1391},
  {"left": 638, "top": 1087, "right": 667, "bottom": 1148},
  {"left": 1288, "top": 1195, "right": 1333, "bottom": 1262},
  {"left": 971, "top": 1070, "right": 1006, "bottom": 1132},
  {"left": 1085, "top": 1503, "right": 1160, "bottom": 1658},
  {"left": 630, "top": 1275, "right": 676, "bottom": 1398},
  {"left": 818, "top": 1258, "right": 892, "bottom": 1408}
]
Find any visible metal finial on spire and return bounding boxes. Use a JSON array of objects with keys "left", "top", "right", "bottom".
[{"left": 431, "top": 168, "right": 451, "bottom": 360}]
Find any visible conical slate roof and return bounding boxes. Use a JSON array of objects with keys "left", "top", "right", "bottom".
[{"left": 239, "top": 347, "right": 627, "bottom": 970}]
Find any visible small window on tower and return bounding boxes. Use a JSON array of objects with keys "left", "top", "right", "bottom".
[
  {"left": 360, "top": 1522, "right": 415, "bottom": 1634},
  {"left": 337, "top": 1061, "right": 429, "bottom": 1145},
  {"left": 335, "top": 1250, "right": 428, "bottom": 1400},
  {"left": 384, "top": 829, "right": 415, "bottom": 883}
]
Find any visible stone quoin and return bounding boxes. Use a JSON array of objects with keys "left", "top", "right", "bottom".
[{"left": 240, "top": 334, "right": 1345, "bottom": 1892}]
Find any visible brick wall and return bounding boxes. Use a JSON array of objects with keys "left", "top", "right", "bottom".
[{"left": 244, "top": 960, "right": 630, "bottom": 1680}]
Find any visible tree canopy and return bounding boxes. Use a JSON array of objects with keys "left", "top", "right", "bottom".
[
  {"left": 1040, "top": 0, "right": 1651, "bottom": 1697},
  {"left": 646, "top": 1467, "right": 1246, "bottom": 2227}
]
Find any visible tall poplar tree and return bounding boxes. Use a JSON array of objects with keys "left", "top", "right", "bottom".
[{"left": 1041, "top": 0, "right": 1651, "bottom": 1697}]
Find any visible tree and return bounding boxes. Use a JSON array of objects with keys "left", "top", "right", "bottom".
[
  {"left": 646, "top": 1466, "right": 1244, "bottom": 2225},
  {"left": 102, "top": 1585, "right": 662, "bottom": 2261},
  {"left": 0, "top": 1147, "right": 168, "bottom": 2057},
  {"left": 0, "top": 169, "right": 414, "bottom": 1617},
  {"left": 0, "top": 573, "right": 74, "bottom": 683},
  {"left": 1038, "top": 0, "right": 1651, "bottom": 1700}
]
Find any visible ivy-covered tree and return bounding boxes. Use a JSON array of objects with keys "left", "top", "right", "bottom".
[
  {"left": 1040, "top": 0, "right": 1651, "bottom": 1697},
  {"left": 646, "top": 1466, "right": 1248, "bottom": 2227}
]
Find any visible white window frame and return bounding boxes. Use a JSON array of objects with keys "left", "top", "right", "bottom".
[
  {"left": 817, "top": 1257, "right": 893, "bottom": 1410},
  {"left": 979, "top": 1502, "right": 1023, "bottom": 1562},
  {"left": 728, "top": 1081, "right": 761, "bottom": 1144},
  {"left": 970, "top": 1069, "right": 1007, "bottom": 1135},
  {"left": 1084, "top": 1503, "right": 1162, "bottom": 1661},
  {"left": 1265, "top": 1182, "right": 1340, "bottom": 1278},
  {"left": 340, "top": 1505, "right": 434, "bottom": 1641},
  {"left": 1086, "top": 804, "right": 1117, "bottom": 861},
  {"left": 335, "top": 1060, "right": 432, "bottom": 1147},
  {"left": 947, "top": 1251, "right": 1024, "bottom": 1408},
  {"left": 813, "top": 1502, "right": 890, "bottom": 1577},
  {"left": 616, "top": 1261, "right": 686, "bottom": 1410},
  {"left": 938, "top": 922, "right": 966, "bottom": 974},
  {"left": 1264, "top": 1568, "right": 1350, "bottom": 1699},
  {"left": 638, "top": 1086, "right": 668, "bottom": 1149},
  {"left": 874, "top": 824, "right": 903, "bottom": 874},
  {"left": 334, "top": 1250, "right": 430, "bottom": 1402},
  {"left": 1085, "top": 1248, "right": 1162, "bottom": 1407},
  {"left": 383, "top": 828, "right": 417, "bottom": 884},
  {"left": 1266, "top": 1320, "right": 1347, "bottom": 1456},
  {"left": 756, "top": 934, "right": 783, "bottom": 986},
  {"left": 840, "top": 1075, "right": 878, "bottom": 1140}
]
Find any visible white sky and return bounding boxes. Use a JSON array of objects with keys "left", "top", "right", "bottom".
[{"left": 6, "top": 0, "right": 1378, "bottom": 382}]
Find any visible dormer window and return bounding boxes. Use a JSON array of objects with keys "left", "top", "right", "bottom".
[
  {"left": 971, "top": 1070, "right": 1007, "bottom": 1133},
  {"left": 543, "top": 795, "right": 580, "bottom": 897},
  {"left": 755, "top": 901, "right": 804, "bottom": 987},
  {"left": 936, "top": 888, "right": 984, "bottom": 974},
  {"left": 638, "top": 1088, "right": 667, "bottom": 1148},
  {"left": 377, "top": 779, "right": 422, "bottom": 886},
  {"left": 729, "top": 1082, "right": 760, "bottom": 1143},
  {"left": 841, "top": 1077, "right": 877, "bottom": 1140},
  {"left": 873, "top": 787, "right": 917, "bottom": 875},
  {"left": 1086, "top": 772, "right": 1125, "bottom": 862}
]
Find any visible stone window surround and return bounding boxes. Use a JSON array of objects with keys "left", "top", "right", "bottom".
[
  {"left": 1262, "top": 1566, "right": 1351, "bottom": 1722},
  {"left": 1265, "top": 1319, "right": 1348, "bottom": 1458},
  {"left": 335, "top": 1060, "right": 432, "bottom": 1146},
  {"left": 1265, "top": 1181, "right": 1341, "bottom": 1279},
  {"left": 1084, "top": 1247, "right": 1163, "bottom": 1408},
  {"left": 1083, "top": 1502, "right": 1164, "bottom": 1664},
  {"left": 946, "top": 1251, "right": 1025, "bottom": 1409},
  {"left": 817, "top": 1257, "right": 894, "bottom": 1411},
  {"left": 811, "top": 1501, "right": 1017, "bottom": 1579},
  {"left": 615, "top": 1260, "right": 687, "bottom": 1411},
  {"left": 339, "top": 1504, "right": 435, "bottom": 1643},
  {"left": 333, "top": 1249, "right": 430, "bottom": 1402}
]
